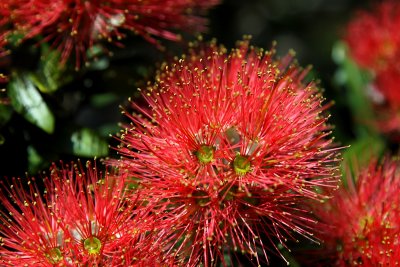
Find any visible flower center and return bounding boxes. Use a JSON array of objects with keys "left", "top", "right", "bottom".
[
  {"left": 45, "top": 247, "right": 63, "bottom": 264},
  {"left": 233, "top": 155, "right": 251, "bottom": 175},
  {"left": 83, "top": 236, "right": 102, "bottom": 255},
  {"left": 195, "top": 145, "right": 214, "bottom": 164}
]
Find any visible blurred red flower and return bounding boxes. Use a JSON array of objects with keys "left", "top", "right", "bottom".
[
  {"left": 5, "top": 0, "right": 219, "bottom": 69},
  {"left": 313, "top": 158, "right": 400, "bottom": 266},
  {"left": 115, "top": 39, "right": 341, "bottom": 266},
  {"left": 345, "top": 1, "right": 400, "bottom": 135},
  {"left": 0, "top": 2, "right": 10, "bottom": 57},
  {"left": 345, "top": 1, "right": 400, "bottom": 72}
]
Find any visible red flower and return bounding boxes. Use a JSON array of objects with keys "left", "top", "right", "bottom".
[
  {"left": 50, "top": 161, "right": 160, "bottom": 265},
  {"left": 115, "top": 39, "right": 341, "bottom": 265},
  {"left": 371, "top": 61, "right": 400, "bottom": 136},
  {"left": 0, "top": 176, "right": 73, "bottom": 266},
  {"left": 0, "top": 161, "right": 162, "bottom": 266},
  {"left": 312, "top": 158, "right": 400, "bottom": 266},
  {"left": 7, "top": 0, "right": 219, "bottom": 69},
  {"left": 0, "top": 2, "right": 10, "bottom": 57},
  {"left": 345, "top": 1, "right": 400, "bottom": 134},
  {"left": 345, "top": 1, "right": 400, "bottom": 71}
]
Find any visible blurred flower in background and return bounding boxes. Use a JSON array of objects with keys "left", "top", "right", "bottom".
[
  {"left": 345, "top": 1, "right": 400, "bottom": 137},
  {"left": 345, "top": 1, "right": 400, "bottom": 71},
  {"left": 311, "top": 157, "right": 400, "bottom": 266},
  {"left": 0, "top": 2, "right": 11, "bottom": 57},
  {"left": 2, "top": 0, "right": 219, "bottom": 69}
]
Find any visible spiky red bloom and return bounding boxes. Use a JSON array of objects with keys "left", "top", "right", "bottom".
[
  {"left": 0, "top": 175, "right": 74, "bottom": 266},
  {"left": 50, "top": 161, "right": 163, "bottom": 265},
  {"left": 312, "top": 158, "right": 400, "bottom": 266},
  {"left": 6, "top": 0, "right": 219, "bottom": 68},
  {"left": 115, "top": 39, "right": 341, "bottom": 265},
  {"left": 0, "top": 161, "right": 162, "bottom": 266},
  {"left": 345, "top": 1, "right": 400, "bottom": 72}
]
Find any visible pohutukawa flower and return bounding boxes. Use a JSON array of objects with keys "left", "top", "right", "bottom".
[
  {"left": 312, "top": 158, "right": 400, "bottom": 266},
  {"left": 345, "top": 1, "right": 400, "bottom": 135},
  {"left": 0, "top": 161, "right": 161, "bottom": 266},
  {"left": 0, "top": 2, "right": 10, "bottom": 57},
  {"left": 372, "top": 63, "right": 400, "bottom": 136},
  {"left": 0, "top": 176, "right": 73, "bottom": 266},
  {"left": 115, "top": 38, "right": 341, "bottom": 266},
  {"left": 345, "top": 1, "right": 400, "bottom": 72},
  {"left": 50, "top": 160, "right": 159, "bottom": 265},
  {"left": 5, "top": 0, "right": 219, "bottom": 69}
]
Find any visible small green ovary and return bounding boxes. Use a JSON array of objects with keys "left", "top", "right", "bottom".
[
  {"left": 45, "top": 247, "right": 63, "bottom": 264},
  {"left": 83, "top": 236, "right": 102, "bottom": 255},
  {"left": 195, "top": 145, "right": 214, "bottom": 164},
  {"left": 233, "top": 155, "right": 251, "bottom": 175}
]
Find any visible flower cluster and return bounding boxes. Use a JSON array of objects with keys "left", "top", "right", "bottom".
[
  {"left": 345, "top": 1, "right": 400, "bottom": 133},
  {"left": 1, "top": 0, "right": 219, "bottom": 68},
  {"left": 3, "top": 0, "right": 400, "bottom": 265},
  {"left": 0, "top": 161, "right": 164, "bottom": 266},
  {"left": 312, "top": 158, "right": 400, "bottom": 266},
  {"left": 114, "top": 39, "right": 341, "bottom": 266}
]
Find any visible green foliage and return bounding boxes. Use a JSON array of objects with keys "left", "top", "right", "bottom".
[
  {"left": 8, "top": 73, "right": 55, "bottom": 134},
  {"left": 0, "top": 104, "right": 13, "bottom": 127},
  {"left": 27, "top": 145, "right": 46, "bottom": 173},
  {"left": 31, "top": 49, "right": 70, "bottom": 94},
  {"left": 70, "top": 128, "right": 109, "bottom": 157},
  {"left": 332, "top": 41, "right": 376, "bottom": 138}
]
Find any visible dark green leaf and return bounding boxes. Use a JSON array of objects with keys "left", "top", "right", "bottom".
[
  {"left": 0, "top": 104, "right": 13, "bottom": 127},
  {"left": 6, "top": 32, "right": 25, "bottom": 47},
  {"left": 341, "top": 135, "right": 385, "bottom": 184},
  {"left": 71, "top": 128, "right": 109, "bottom": 157},
  {"left": 90, "top": 93, "right": 119, "bottom": 108},
  {"left": 8, "top": 74, "right": 55, "bottom": 133},
  {"left": 27, "top": 145, "right": 46, "bottom": 173},
  {"left": 31, "top": 49, "right": 70, "bottom": 93},
  {"left": 332, "top": 41, "right": 377, "bottom": 138}
]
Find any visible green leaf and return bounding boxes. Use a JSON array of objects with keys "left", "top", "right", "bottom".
[
  {"left": 0, "top": 104, "right": 13, "bottom": 127},
  {"left": 332, "top": 41, "right": 347, "bottom": 65},
  {"left": 341, "top": 135, "right": 385, "bottom": 183},
  {"left": 332, "top": 41, "right": 376, "bottom": 138},
  {"left": 90, "top": 93, "right": 119, "bottom": 108},
  {"left": 71, "top": 128, "right": 109, "bottom": 157},
  {"left": 6, "top": 32, "right": 25, "bottom": 47},
  {"left": 27, "top": 145, "right": 46, "bottom": 173},
  {"left": 86, "top": 45, "right": 109, "bottom": 70},
  {"left": 8, "top": 74, "right": 55, "bottom": 133},
  {"left": 31, "top": 49, "right": 69, "bottom": 93}
]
